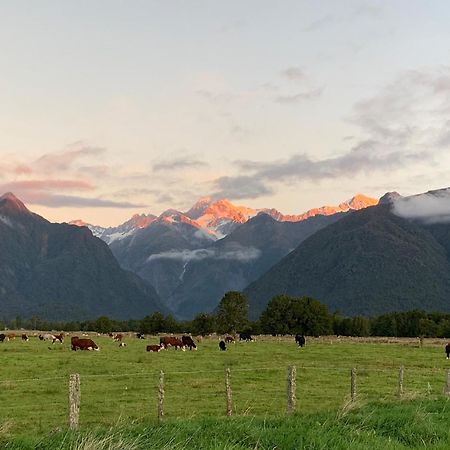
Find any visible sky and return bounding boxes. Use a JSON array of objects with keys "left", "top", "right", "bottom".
[{"left": 1, "top": 1, "right": 450, "bottom": 226}]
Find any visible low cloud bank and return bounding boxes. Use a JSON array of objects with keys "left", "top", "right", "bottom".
[
  {"left": 392, "top": 189, "right": 450, "bottom": 224},
  {"left": 147, "top": 246, "right": 261, "bottom": 263}
]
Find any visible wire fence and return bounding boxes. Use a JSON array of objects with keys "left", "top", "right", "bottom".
[{"left": 1, "top": 364, "right": 450, "bottom": 434}]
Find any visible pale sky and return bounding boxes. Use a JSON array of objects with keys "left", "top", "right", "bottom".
[{"left": 1, "top": 1, "right": 450, "bottom": 226}]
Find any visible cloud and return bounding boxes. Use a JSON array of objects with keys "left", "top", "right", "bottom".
[
  {"left": 302, "top": 14, "right": 335, "bottom": 32},
  {"left": 34, "top": 144, "right": 105, "bottom": 173},
  {"left": 281, "top": 67, "right": 307, "bottom": 82},
  {"left": 0, "top": 179, "right": 94, "bottom": 192},
  {"left": 212, "top": 175, "right": 274, "bottom": 200},
  {"left": 153, "top": 156, "right": 208, "bottom": 172},
  {"left": 147, "top": 246, "right": 261, "bottom": 263},
  {"left": 20, "top": 192, "right": 146, "bottom": 209},
  {"left": 392, "top": 189, "right": 450, "bottom": 224},
  {"left": 276, "top": 87, "right": 323, "bottom": 104}
]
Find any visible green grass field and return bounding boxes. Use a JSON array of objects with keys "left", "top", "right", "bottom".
[{"left": 1, "top": 333, "right": 450, "bottom": 447}]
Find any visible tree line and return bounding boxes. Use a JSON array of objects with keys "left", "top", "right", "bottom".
[{"left": 4, "top": 292, "right": 450, "bottom": 338}]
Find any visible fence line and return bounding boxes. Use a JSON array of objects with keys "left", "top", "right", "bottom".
[
  {"left": 3, "top": 364, "right": 450, "bottom": 431},
  {"left": 0, "top": 364, "right": 447, "bottom": 385}
]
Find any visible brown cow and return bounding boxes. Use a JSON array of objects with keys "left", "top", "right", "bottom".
[
  {"left": 159, "top": 336, "right": 185, "bottom": 350},
  {"left": 224, "top": 336, "right": 235, "bottom": 344},
  {"left": 7, "top": 333, "right": 16, "bottom": 340},
  {"left": 146, "top": 344, "right": 163, "bottom": 352},
  {"left": 71, "top": 337, "right": 99, "bottom": 351},
  {"left": 113, "top": 334, "right": 123, "bottom": 341},
  {"left": 181, "top": 335, "right": 197, "bottom": 350},
  {"left": 21, "top": 334, "right": 29, "bottom": 341}
]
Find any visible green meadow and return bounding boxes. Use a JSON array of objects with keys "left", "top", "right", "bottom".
[{"left": 1, "top": 334, "right": 450, "bottom": 448}]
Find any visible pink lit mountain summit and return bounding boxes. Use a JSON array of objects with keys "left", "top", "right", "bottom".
[{"left": 72, "top": 194, "right": 378, "bottom": 318}]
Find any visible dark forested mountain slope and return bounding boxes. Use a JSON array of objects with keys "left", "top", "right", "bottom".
[
  {"left": 244, "top": 205, "right": 450, "bottom": 319},
  {"left": 0, "top": 193, "right": 164, "bottom": 321}
]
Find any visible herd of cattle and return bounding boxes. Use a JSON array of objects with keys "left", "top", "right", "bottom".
[
  {"left": 0, "top": 331, "right": 308, "bottom": 353},
  {"left": 3, "top": 332, "right": 450, "bottom": 357}
]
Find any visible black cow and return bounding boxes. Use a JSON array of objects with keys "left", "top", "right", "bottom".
[
  {"left": 182, "top": 335, "right": 197, "bottom": 350},
  {"left": 219, "top": 340, "right": 227, "bottom": 351},
  {"left": 446, "top": 343, "right": 450, "bottom": 359},
  {"left": 0, "top": 334, "right": 7, "bottom": 342},
  {"left": 136, "top": 333, "right": 145, "bottom": 339},
  {"left": 295, "top": 335, "right": 306, "bottom": 347},
  {"left": 239, "top": 332, "right": 253, "bottom": 341}
]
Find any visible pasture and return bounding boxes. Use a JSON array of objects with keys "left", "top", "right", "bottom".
[{"left": 0, "top": 333, "right": 450, "bottom": 440}]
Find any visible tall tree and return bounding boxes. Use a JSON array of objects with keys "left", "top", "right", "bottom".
[{"left": 216, "top": 291, "right": 249, "bottom": 334}]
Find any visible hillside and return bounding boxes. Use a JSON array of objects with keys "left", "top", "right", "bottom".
[
  {"left": 244, "top": 204, "right": 450, "bottom": 319},
  {"left": 0, "top": 193, "right": 165, "bottom": 321},
  {"left": 168, "top": 212, "right": 346, "bottom": 317}
]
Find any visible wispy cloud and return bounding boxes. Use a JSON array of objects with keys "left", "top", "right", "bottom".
[
  {"left": 34, "top": 144, "right": 105, "bottom": 173},
  {"left": 276, "top": 87, "right": 324, "bottom": 104},
  {"left": 20, "top": 192, "right": 146, "bottom": 209},
  {"left": 147, "top": 246, "right": 261, "bottom": 262},
  {"left": 153, "top": 156, "right": 208, "bottom": 172},
  {"left": 0, "top": 179, "right": 94, "bottom": 192},
  {"left": 281, "top": 67, "right": 307, "bottom": 82},
  {"left": 210, "top": 67, "right": 450, "bottom": 201}
]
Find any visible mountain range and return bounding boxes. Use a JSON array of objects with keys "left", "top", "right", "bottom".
[
  {"left": 6, "top": 187, "right": 450, "bottom": 322},
  {"left": 71, "top": 194, "right": 377, "bottom": 318}
]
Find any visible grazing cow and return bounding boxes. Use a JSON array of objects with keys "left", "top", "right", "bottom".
[
  {"left": 446, "top": 343, "right": 450, "bottom": 359},
  {"left": 21, "top": 334, "right": 29, "bottom": 341},
  {"left": 219, "top": 340, "right": 226, "bottom": 351},
  {"left": 181, "top": 335, "right": 197, "bottom": 350},
  {"left": 295, "top": 335, "right": 306, "bottom": 348},
  {"left": 0, "top": 334, "right": 8, "bottom": 342},
  {"left": 146, "top": 344, "right": 163, "bottom": 352},
  {"left": 38, "top": 334, "right": 44, "bottom": 341},
  {"left": 239, "top": 332, "right": 253, "bottom": 341},
  {"left": 119, "top": 342, "right": 127, "bottom": 347},
  {"left": 113, "top": 334, "right": 123, "bottom": 341},
  {"left": 40, "top": 333, "right": 56, "bottom": 342},
  {"left": 136, "top": 333, "right": 145, "bottom": 339},
  {"left": 159, "top": 336, "right": 185, "bottom": 350},
  {"left": 71, "top": 337, "right": 99, "bottom": 351},
  {"left": 225, "top": 336, "right": 235, "bottom": 344},
  {"left": 53, "top": 333, "right": 64, "bottom": 344},
  {"left": 7, "top": 333, "right": 16, "bottom": 340}
]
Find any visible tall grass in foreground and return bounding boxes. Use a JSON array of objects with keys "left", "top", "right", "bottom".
[{"left": 4, "top": 398, "right": 450, "bottom": 450}]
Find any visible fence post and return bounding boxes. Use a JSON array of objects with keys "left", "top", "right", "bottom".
[
  {"left": 351, "top": 368, "right": 356, "bottom": 402},
  {"left": 225, "top": 367, "right": 233, "bottom": 416},
  {"left": 287, "top": 365, "right": 297, "bottom": 415},
  {"left": 398, "top": 366, "right": 404, "bottom": 397},
  {"left": 158, "top": 370, "right": 165, "bottom": 421},
  {"left": 68, "top": 373, "right": 80, "bottom": 430},
  {"left": 444, "top": 369, "right": 450, "bottom": 397}
]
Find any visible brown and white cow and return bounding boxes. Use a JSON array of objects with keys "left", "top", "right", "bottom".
[
  {"left": 159, "top": 336, "right": 185, "bottom": 350},
  {"left": 113, "top": 334, "right": 123, "bottom": 341},
  {"left": 146, "top": 344, "right": 163, "bottom": 352},
  {"left": 71, "top": 336, "right": 99, "bottom": 351},
  {"left": 224, "top": 336, "right": 235, "bottom": 344}
]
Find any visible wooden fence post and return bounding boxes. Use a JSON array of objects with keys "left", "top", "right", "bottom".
[
  {"left": 225, "top": 367, "right": 233, "bottom": 416},
  {"left": 68, "top": 373, "right": 80, "bottom": 430},
  {"left": 158, "top": 370, "right": 165, "bottom": 421},
  {"left": 443, "top": 369, "right": 450, "bottom": 397},
  {"left": 287, "top": 365, "right": 297, "bottom": 415},
  {"left": 351, "top": 368, "right": 357, "bottom": 402},
  {"left": 398, "top": 366, "right": 404, "bottom": 397}
]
